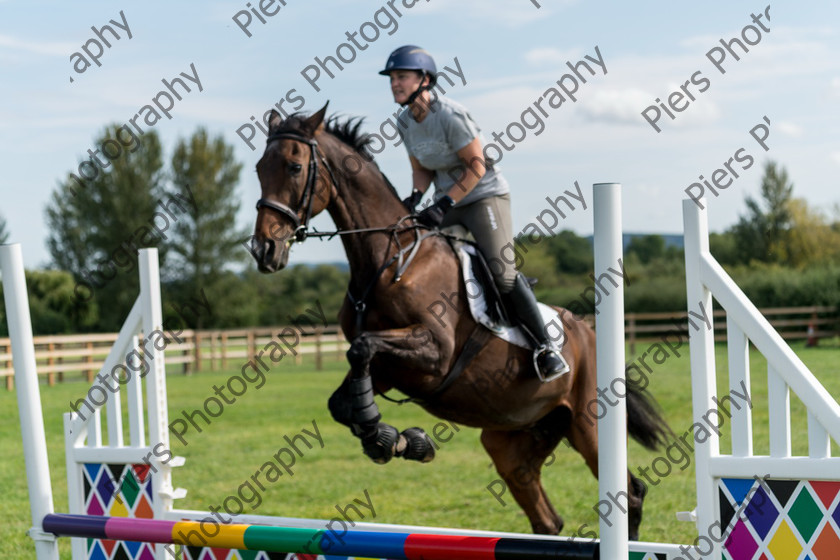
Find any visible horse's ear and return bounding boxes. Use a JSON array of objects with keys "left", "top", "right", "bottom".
[
  {"left": 268, "top": 109, "right": 283, "bottom": 131},
  {"left": 304, "top": 102, "right": 329, "bottom": 135}
]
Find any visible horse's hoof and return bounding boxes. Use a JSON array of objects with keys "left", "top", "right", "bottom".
[
  {"left": 531, "top": 517, "right": 564, "bottom": 535},
  {"left": 398, "top": 427, "right": 436, "bottom": 463},
  {"left": 362, "top": 423, "right": 399, "bottom": 464}
]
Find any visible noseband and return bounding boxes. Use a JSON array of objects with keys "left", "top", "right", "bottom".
[{"left": 255, "top": 132, "right": 336, "bottom": 243}]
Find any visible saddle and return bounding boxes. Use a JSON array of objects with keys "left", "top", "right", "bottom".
[
  {"left": 378, "top": 225, "right": 567, "bottom": 403},
  {"left": 442, "top": 226, "right": 565, "bottom": 351}
]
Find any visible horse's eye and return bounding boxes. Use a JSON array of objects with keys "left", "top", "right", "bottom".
[{"left": 288, "top": 163, "right": 302, "bottom": 175}]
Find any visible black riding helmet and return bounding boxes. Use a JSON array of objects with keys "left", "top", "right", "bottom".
[{"left": 379, "top": 45, "right": 437, "bottom": 105}]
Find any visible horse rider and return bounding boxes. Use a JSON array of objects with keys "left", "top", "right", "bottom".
[{"left": 379, "top": 45, "right": 568, "bottom": 382}]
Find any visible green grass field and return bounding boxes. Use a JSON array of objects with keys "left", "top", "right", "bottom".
[{"left": 2, "top": 339, "right": 839, "bottom": 559}]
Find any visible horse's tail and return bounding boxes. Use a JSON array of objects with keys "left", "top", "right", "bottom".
[{"left": 626, "top": 372, "right": 673, "bottom": 451}]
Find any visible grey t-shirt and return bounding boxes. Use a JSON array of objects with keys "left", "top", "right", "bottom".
[{"left": 397, "top": 95, "right": 510, "bottom": 206}]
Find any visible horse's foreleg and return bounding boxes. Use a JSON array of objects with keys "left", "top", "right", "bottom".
[
  {"left": 329, "top": 374, "right": 399, "bottom": 463},
  {"left": 329, "top": 326, "right": 447, "bottom": 465},
  {"left": 480, "top": 428, "right": 564, "bottom": 534}
]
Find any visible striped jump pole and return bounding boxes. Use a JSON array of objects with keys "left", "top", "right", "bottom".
[{"left": 43, "top": 514, "right": 599, "bottom": 560}]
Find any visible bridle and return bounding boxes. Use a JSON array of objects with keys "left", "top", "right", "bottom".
[
  {"left": 255, "top": 130, "right": 438, "bottom": 243},
  {"left": 255, "top": 132, "right": 338, "bottom": 243}
]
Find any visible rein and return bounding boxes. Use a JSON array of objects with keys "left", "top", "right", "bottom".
[
  {"left": 257, "top": 131, "right": 433, "bottom": 242},
  {"left": 255, "top": 131, "right": 447, "bottom": 330},
  {"left": 256, "top": 130, "right": 481, "bottom": 404}
]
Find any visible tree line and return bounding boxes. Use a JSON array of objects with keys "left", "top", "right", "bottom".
[
  {"left": 520, "top": 162, "right": 840, "bottom": 314},
  {"left": 1, "top": 123, "right": 838, "bottom": 336},
  {"left": 0, "top": 125, "right": 349, "bottom": 336}
]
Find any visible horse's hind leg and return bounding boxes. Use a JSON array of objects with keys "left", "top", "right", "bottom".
[
  {"left": 564, "top": 414, "right": 648, "bottom": 540},
  {"left": 480, "top": 428, "right": 564, "bottom": 534}
]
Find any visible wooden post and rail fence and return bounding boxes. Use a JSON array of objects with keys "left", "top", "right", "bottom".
[{"left": 0, "top": 306, "right": 836, "bottom": 390}]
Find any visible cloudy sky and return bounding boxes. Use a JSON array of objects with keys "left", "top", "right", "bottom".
[{"left": 2, "top": 1, "right": 838, "bottom": 269}]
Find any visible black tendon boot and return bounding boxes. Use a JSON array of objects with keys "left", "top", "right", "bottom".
[{"left": 505, "top": 273, "right": 570, "bottom": 382}]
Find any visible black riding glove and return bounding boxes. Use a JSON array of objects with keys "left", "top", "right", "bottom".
[
  {"left": 402, "top": 189, "right": 423, "bottom": 212},
  {"left": 416, "top": 195, "right": 454, "bottom": 228}
]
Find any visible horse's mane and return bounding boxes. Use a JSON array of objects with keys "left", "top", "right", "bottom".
[
  {"left": 325, "top": 116, "right": 373, "bottom": 158},
  {"left": 274, "top": 112, "right": 402, "bottom": 201}
]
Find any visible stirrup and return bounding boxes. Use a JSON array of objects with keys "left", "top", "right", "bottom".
[{"left": 533, "top": 346, "right": 570, "bottom": 383}]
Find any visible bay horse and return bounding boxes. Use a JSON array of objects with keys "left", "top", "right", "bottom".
[{"left": 249, "top": 103, "right": 671, "bottom": 539}]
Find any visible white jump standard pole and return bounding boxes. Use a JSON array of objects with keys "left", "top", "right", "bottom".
[
  {"left": 592, "top": 183, "right": 628, "bottom": 557},
  {"left": 0, "top": 244, "right": 60, "bottom": 560}
]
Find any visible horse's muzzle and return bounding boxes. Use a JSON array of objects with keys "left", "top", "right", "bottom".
[{"left": 251, "top": 236, "right": 290, "bottom": 273}]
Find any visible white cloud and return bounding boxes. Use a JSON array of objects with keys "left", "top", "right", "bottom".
[
  {"left": 459, "top": 48, "right": 729, "bottom": 132},
  {"left": 831, "top": 77, "right": 840, "bottom": 97},
  {"left": 680, "top": 24, "right": 840, "bottom": 87},
  {"left": 410, "top": 0, "right": 579, "bottom": 27},
  {"left": 577, "top": 88, "right": 653, "bottom": 125},
  {"left": 0, "top": 33, "right": 74, "bottom": 56},
  {"left": 777, "top": 121, "right": 804, "bottom": 138},
  {"left": 831, "top": 152, "right": 840, "bottom": 166},
  {"left": 523, "top": 47, "right": 582, "bottom": 67},
  {"left": 460, "top": 85, "right": 545, "bottom": 123}
]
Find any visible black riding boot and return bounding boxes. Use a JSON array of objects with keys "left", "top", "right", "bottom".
[{"left": 505, "top": 273, "right": 570, "bottom": 382}]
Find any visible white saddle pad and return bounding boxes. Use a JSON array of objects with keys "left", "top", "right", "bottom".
[{"left": 458, "top": 244, "right": 565, "bottom": 351}]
